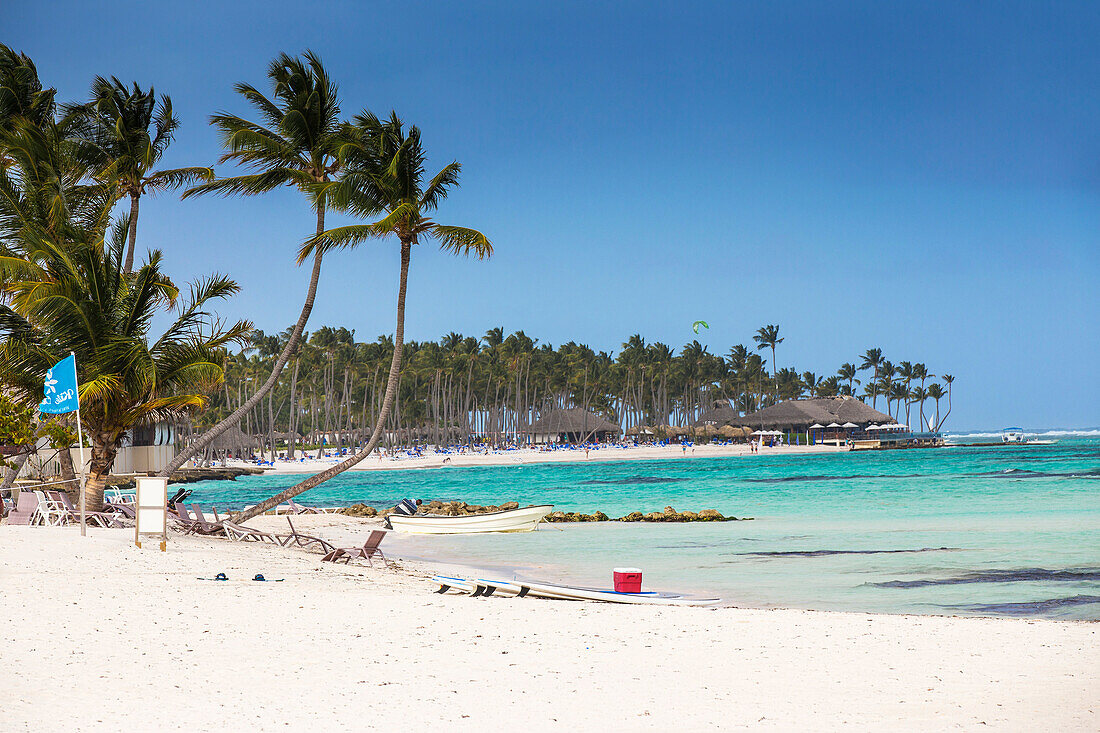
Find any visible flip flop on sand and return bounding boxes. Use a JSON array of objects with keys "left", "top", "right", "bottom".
[
  {"left": 197, "top": 572, "right": 229, "bottom": 581},
  {"left": 252, "top": 574, "right": 283, "bottom": 582}
]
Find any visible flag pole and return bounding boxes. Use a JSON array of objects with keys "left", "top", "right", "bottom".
[{"left": 71, "top": 351, "right": 87, "bottom": 537}]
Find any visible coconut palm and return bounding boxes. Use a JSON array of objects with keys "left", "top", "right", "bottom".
[
  {"left": 753, "top": 324, "right": 783, "bottom": 379},
  {"left": 234, "top": 112, "right": 491, "bottom": 520},
  {"left": 927, "top": 383, "right": 945, "bottom": 431},
  {"left": 836, "top": 362, "right": 859, "bottom": 395},
  {"left": 0, "top": 221, "right": 249, "bottom": 510},
  {"left": 909, "top": 385, "right": 929, "bottom": 430},
  {"left": 859, "top": 348, "right": 884, "bottom": 409},
  {"left": 160, "top": 51, "right": 347, "bottom": 477},
  {"left": 67, "top": 77, "right": 213, "bottom": 273},
  {"left": 938, "top": 375, "right": 954, "bottom": 429},
  {"left": 0, "top": 44, "right": 57, "bottom": 140}
]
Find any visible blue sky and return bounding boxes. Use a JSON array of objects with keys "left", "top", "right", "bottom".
[{"left": 7, "top": 1, "right": 1099, "bottom": 429}]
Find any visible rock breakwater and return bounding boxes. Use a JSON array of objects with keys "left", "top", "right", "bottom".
[{"left": 338, "top": 501, "right": 746, "bottom": 522}]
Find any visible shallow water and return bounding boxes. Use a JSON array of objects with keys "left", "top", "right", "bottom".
[{"left": 187, "top": 438, "right": 1100, "bottom": 620}]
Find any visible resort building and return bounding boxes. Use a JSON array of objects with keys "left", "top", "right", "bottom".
[
  {"left": 695, "top": 396, "right": 894, "bottom": 433},
  {"left": 524, "top": 408, "right": 622, "bottom": 444}
]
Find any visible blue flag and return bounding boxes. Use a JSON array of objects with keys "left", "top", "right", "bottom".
[{"left": 39, "top": 354, "right": 79, "bottom": 415}]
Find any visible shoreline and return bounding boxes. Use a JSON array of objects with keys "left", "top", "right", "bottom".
[
  {"left": 210, "top": 441, "right": 849, "bottom": 475},
  {"left": 2, "top": 524, "right": 1096, "bottom": 731}
]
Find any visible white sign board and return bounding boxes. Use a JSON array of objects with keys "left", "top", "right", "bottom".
[{"left": 135, "top": 476, "right": 168, "bottom": 551}]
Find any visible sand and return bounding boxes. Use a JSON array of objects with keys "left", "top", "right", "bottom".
[
  {"left": 217, "top": 441, "right": 847, "bottom": 475},
  {"left": 2, "top": 524, "right": 1096, "bottom": 732}
]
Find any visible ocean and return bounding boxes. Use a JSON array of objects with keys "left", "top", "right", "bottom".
[{"left": 186, "top": 435, "right": 1100, "bottom": 620}]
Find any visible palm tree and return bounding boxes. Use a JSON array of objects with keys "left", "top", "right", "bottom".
[
  {"left": 0, "top": 222, "right": 248, "bottom": 510},
  {"left": 0, "top": 43, "right": 57, "bottom": 140},
  {"left": 927, "top": 383, "right": 945, "bottom": 431},
  {"left": 836, "top": 362, "right": 859, "bottom": 395},
  {"left": 753, "top": 324, "right": 783, "bottom": 379},
  {"left": 67, "top": 77, "right": 213, "bottom": 273},
  {"left": 910, "top": 385, "right": 929, "bottom": 430},
  {"left": 160, "top": 51, "right": 347, "bottom": 477},
  {"left": 938, "top": 375, "right": 954, "bottom": 429},
  {"left": 234, "top": 112, "right": 491, "bottom": 521},
  {"left": 859, "top": 348, "right": 884, "bottom": 409}
]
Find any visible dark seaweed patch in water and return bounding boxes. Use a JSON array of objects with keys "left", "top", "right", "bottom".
[
  {"left": 735, "top": 547, "right": 960, "bottom": 558},
  {"left": 942, "top": 595, "right": 1100, "bottom": 617},
  {"left": 972, "top": 467, "right": 1100, "bottom": 479},
  {"left": 580, "top": 476, "right": 687, "bottom": 485},
  {"left": 742, "top": 473, "right": 924, "bottom": 483},
  {"left": 872, "top": 568, "right": 1100, "bottom": 588}
]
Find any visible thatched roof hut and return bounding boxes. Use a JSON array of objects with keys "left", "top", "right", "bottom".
[
  {"left": 732, "top": 396, "right": 893, "bottom": 431},
  {"left": 524, "top": 408, "right": 621, "bottom": 444},
  {"left": 209, "top": 423, "right": 255, "bottom": 452}
]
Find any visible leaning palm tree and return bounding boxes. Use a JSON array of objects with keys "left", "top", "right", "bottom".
[
  {"left": 0, "top": 221, "right": 249, "bottom": 510},
  {"left": 67, "top": 77, "right": 213, "bottom": 272},
  {"left": 909, "top": 385, "right": 930, "bottom": 430},
  {"left": 234, "top": 112, "right": 491, "bottom": 521},
  {"left": 927, "top": 383, "right": 945, "bottom": 431},
  {"left": 159, "top": 51, "right": 347, "bottom": 477},
  {"left": 937, "top": 375, "right": 954, "bottom": 429}
]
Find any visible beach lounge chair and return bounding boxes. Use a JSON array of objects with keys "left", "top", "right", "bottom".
[
  {"left": 286, "top": 499, "right": 321, "bottom": 515},
  {"left": 222, "top": 520, "right": 289, "bottom": 545},
  {"left": 7, "top": 491, "right": 41, "bottom": 525},
  {"left": 175, "top": 504, "right": 224, "bottom": 536},
  {"left": 321, "top": 530, "right": 391, "bottom": 566},
  {"left": 51, "top": 491, "right": 122, "bottom": 528},
  {"left": 282, "top": 517, "right": 335, "bottom": 555}
]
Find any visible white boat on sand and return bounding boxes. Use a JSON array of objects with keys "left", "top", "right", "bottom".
[{"left": 386, "top": 504, "right": 553, "bottom": 534}]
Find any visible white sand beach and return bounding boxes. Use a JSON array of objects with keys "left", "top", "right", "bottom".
[
  {"left": 219, "top": 441, "right": 848, "bottom": 474},
  {"left": 2, "top": 523, "right": 1096, "bottom": 732}
]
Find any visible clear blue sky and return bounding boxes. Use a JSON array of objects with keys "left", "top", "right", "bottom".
[{"left": 7, "top": 1, "right": 1099, "bottom": 430}]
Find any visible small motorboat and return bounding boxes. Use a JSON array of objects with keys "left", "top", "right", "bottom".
[
  {"left": 1001, "top": 427, "right": 1025, "bottom": 443},
  {"left": 386, "top": 504, "right": 554, "bottom": 534}
]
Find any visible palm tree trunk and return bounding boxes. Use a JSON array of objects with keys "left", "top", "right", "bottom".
[
  {"left": 158, "top": 206, "right": 326, "bottom": 476},
  {"left": 123, "top": 192, "right": 140, "bottom": 274},
  {"left": 235, "top": 239, "right": 413, "bottom": 521},
  {"left": 0, "top": 452, "right": 30, "bottom": 491},
  {"left": 85, "top": 438, "right": 117, "bottom": 512}
]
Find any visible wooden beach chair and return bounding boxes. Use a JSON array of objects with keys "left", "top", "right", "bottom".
[
  {"left": 282, "top": 516, "right": 336, "bottom": 555},
  {"left": 222, "top": 520, "right": 290, "bottom": 545},
  {"left": 184, "top": 505, "right": 225, "bottom": 536},
  {"left": 321, "top": 530, "right": 391, "bottom": 566}
]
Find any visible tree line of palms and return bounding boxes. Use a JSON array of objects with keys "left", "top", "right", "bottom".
[
  {"left": 0, "top": 46, "right": 491, "bottom": 516},
  {"left": 189, "top": 323, "right": 955, "bottom": 463}
]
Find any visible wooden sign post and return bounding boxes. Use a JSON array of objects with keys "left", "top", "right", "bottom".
[{"left": 135, "top": 476, "right": 168, "bottom": 551}]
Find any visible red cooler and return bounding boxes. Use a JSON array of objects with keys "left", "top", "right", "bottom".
[{"left": 613, "top": 567, "right": 643, "bottom": 593}]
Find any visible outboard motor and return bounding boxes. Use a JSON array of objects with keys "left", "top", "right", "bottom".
[{"left": 383, "top": 498, "right": 418, "bottom": 529}]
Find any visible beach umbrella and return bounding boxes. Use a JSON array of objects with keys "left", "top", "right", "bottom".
[
  {"left": 827, "top": 422, "right": 841, "bottom": 428},
  {"left": 809, "top": 423, "right": 825, "bottom": 429},
  {"left": 867, "top": 424, "right": 881, "bottom": 430},
  {"left": 842, "top": 422, "right": 858, "bottom": 429}
]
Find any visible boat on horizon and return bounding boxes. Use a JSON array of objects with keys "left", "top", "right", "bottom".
[{"left": 386, "top": 504, "right": 554, "bottom": 534}]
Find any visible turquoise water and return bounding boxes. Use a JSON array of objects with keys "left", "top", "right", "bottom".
[{"left": 188, "top": 438, "right": 1100, "bottom": 620}]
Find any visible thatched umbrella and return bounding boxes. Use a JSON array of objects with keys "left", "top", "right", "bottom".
[{"left": 717, "top": 424, "right": 740, "bottom": 439}]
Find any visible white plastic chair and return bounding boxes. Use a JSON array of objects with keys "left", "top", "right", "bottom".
[{"left": 33, "top": 490, "right": 66, "bottom": 526}]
